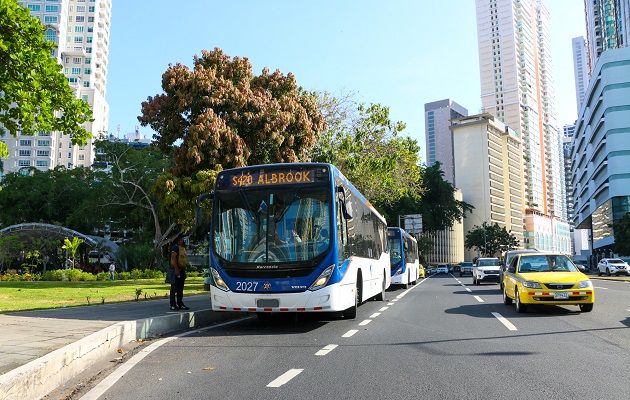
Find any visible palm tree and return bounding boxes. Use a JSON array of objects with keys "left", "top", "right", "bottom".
[{"left": 62, "top": 237, "right": 84, "bottom": 269}]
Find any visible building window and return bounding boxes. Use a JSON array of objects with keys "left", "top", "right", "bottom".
[
  {"left": 87, "top": 36, "right": 93, "bottom": 43},
  {"left": 44, "top": 16, "right": 58, "bottom": 24},
  {"left": 36, "top": 160, "right": 50, "bottom": 167},
  {"left": 75, "top": 26, "right": 84, "bottom": 33},
  {"left": 74, "top": 36, "right": 83, "bottom": 43},
  {"left": 37, "top": 150, "right": 51, "bottom": 157},
  {"left": 44, "top": 28, "right": 57, "bottom": 43},
  {"left": 83, "top": 80, "right": 90, "bottom": 87},
  {"left": 77, "top": 6, "right": 86, "bottom": 12},
  {"left": 78, "top": 154, "right": 85, "bottom": 161},
  {"left": 18, "top": 160, "right": 31, "bottom": 167},
  {"left": 37, "top": 140, "right": 51, "bottom": 146},
  {"left": 73, "top": 57, "right": 82, "bottom": 64},
  {"left": 88, "top": 6, "right": 95, "bottom": 12},
  {"left": 71, "top": 67, "right": 81, "bottom": 74},
  {"left": 82, "top": 94, "right": 89, "bottom": 102},
  {"left": 76, "top": 16, "right": 85, "bottom": 22},
  {"left": 45, "top": 5, "right": 59, "bottom": 12},
  {"left": 18, "top": 150, "right": 31, "bottom": 156},
  {"left": 19, "top": 139, "right": 32, "bottom": 146},
  {"left": 28, "top": 4, "right": 41, "bottom": 11}
]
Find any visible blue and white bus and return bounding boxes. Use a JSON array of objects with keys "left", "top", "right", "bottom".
[
  {"left": 199, "top": 163, "right": 390, "bottom": 319},
  {"left": 387, "top": 227, "right": 420, "bottom": 288}
]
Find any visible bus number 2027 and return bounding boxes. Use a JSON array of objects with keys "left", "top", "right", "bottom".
[{"left": 236, "top": 281, "right": 258, "bottom": 292}]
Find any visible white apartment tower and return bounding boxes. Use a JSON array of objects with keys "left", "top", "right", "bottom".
[
  {"left": 585, "top": 0, "right": 630, "bottom": 74},
  {"left": 572, "top": 37, "right": 590, "bottom": 114},
  {"left": 475, "top": 0, "right": 570, "bottom": 252},
  {"left": 2, "top": 0, "right": 111, "bottom": 174}
]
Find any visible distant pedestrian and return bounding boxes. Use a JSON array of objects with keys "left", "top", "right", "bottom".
[
  {"left": 170, "top": 233, "right": 189, "bottom": 310},
  {"left": 109, "top": 262, "right": 116, "bottom": 281}
]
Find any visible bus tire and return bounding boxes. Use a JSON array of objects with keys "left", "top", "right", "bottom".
[
  {"left": 343, "top": 283, "right": 358, "bottom": 319},
  {"left": 375, "top": 273, "right": 386, "bottom": 301},
  {"left": 404, "top": 272, "right": 409, "bottom": 289}
]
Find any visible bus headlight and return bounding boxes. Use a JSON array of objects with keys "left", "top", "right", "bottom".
[
  {"left": 309, "top": 265, "right": 335, "bottom": 291},
  {"left": 393, "top": 267, "right": 402, "bottom": 276},
  {"left": 211, "top": 268, "right": 229, "bottom": 292}
]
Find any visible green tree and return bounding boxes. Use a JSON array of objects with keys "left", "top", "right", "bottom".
[
  {"left": 138, "top": 47, "right": 326, "bottom": 175},
  {"left": 62, "top": 236, "right": 84, "bottom": 269},
  {"left": 93, "top": 141, "right": 178, "bottom": 268},
  {"left": 417, "top": 162, "right": 473, "bottom": 233},
  {"left": 311, "top": 93, "right": 424, "bottom": 221},
  {"left": 0, "top": 0, "right": 92, "bottom": 159},
  {"left": 0, "top": 166, "right": 102, "bottom": 231},
  {"left": 465, "top": 223, "right": 518, "bottom": 257},
  {"left": 612, "top": 212, "right": 630, "bottom": 256}
]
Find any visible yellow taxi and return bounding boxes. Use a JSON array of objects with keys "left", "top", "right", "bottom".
[
  {"left": 502, "top": 252, "right": 594, "bottom": 313},
  {"left": 418, "top": 264, "right": 426, "bottom": 279}
]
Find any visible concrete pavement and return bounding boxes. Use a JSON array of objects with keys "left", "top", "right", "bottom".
[{"left": 0, "top": 294, "right": 247, "bottom": 400}]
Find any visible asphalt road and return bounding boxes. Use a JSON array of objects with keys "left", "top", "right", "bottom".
[{"left": 64, "top": 273, "right": 630, "bottom": 400}]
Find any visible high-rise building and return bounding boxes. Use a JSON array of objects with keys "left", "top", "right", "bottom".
[
  {"left": 585, "top": 0, "right": 630, "bottom": 74},
  {"left": 451, "top": 113, "right": 526, "bottom": 260},
  {"left": 1, "top": 0, "right": 111, "bottom": 175},
  {"left": 475, "top": 0, "right": 570, "bottom": 252},
  {"left": 572, "top": 47, "right": 630, "bottom": 256},
  {"left": 424, "top": 99, "right": 468, "bottom": 185},
  {"left": 572, "top": 37, "right": 590, "bottom": 114}
]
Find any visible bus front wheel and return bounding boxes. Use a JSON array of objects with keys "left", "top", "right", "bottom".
[{"left": 343, "top": 284, "right": 358, "bottom": 319}]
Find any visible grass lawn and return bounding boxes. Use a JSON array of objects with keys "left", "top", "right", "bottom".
[{"left": 0, "top": 277, "right": 207, "bottom": 313}]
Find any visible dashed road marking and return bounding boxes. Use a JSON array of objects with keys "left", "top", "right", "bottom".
[
  {"left": 474, "top": 296, "right": 484, "bottom": 303},
  {"left": 315, "top": 344, "right": 338, "bottom": 356},
  {"left": 359, "top": 319, "right": 372, "bottom": 326},
  {"left": 342, "top": 329, "right": 358, "bottom": 338},
  {"left": 492, "top": 312, "right": 517, "bottom": 331},
  {"left": 267, "top": 369, "right": 304, "bottom": 387}
]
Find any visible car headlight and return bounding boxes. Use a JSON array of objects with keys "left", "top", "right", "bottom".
[
  {"left": 577, "top": 280, "right": 592, "bottom": 288},
  {"left": 522, "top": 281, "right": 542, "bottom": 289},
  {"left": 211, "top": 268, "right": 229, "bottom": 292},
  {"left": 309, "top": 265, "right": 335, "bottom": 291}
]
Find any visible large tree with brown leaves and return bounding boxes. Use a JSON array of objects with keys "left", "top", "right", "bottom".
[{"left": 138, "top": 48, "right": 326, "bottom": 176}]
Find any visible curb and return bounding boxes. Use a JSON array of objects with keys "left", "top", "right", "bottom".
[{"left": 0, "top": 309, "right": 246, "bottom": 400}]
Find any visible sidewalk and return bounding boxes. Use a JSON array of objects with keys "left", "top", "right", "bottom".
[{"left": 0, "top": 294, "right": 247, "bottom": 400}]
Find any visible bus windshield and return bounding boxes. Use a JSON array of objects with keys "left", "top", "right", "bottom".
[
  {"left": 213, "top": 186, "right": 331, "bottom": 264},
  {"left": 388, "top": 236, "right": 402, "bottom": 267}
]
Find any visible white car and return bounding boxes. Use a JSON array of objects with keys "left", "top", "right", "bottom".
[
  {"left": 436, "top": 264, "right": 449, "bottom": 274},
  {"left": 473, "top": 257, "right": 501, "bottom": 285},
  {"left": 597, "top": 258, "right": 630, "bottom": 276}
]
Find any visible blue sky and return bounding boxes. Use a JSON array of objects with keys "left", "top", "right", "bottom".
[{"left": 106, "top": 1, "right": 586, "bottom": 162}]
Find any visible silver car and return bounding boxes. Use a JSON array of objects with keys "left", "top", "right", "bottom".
[{"left": 597, "top": 258, "right": 630, "bottom": 276}]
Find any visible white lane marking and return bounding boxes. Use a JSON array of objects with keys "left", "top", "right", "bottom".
[
  {"left": 369, "top": 312, "right": 381, "bottom": 318},
  {"left": 267, "top": 369, "right": 304, "bottom": 387},
  {"left": 387, "top": 302, "right": 395, "bottom": 305},
  {"left": 343, "top": 329, "right": 358, "bottom": 338},
  {"left": 315, "top": 344, "right": 338, "bottom": 356},
  {"left": 474, "top": 296, "right": 484, "bottom": 303},
  {"left": 379, "top": 307, "right": 389, "bottom": 311},
  {"left": 79, "top": 318, "right": 248, "bottom": 400},
  {"left": 359, "top": 319, "right": 372, "bottom": 326},
  {"left": 465, "top": 288, "right": 472, "bottom": 292},
  {"left": 492, "top": 312, "right": 517, "bottom": 331},
  {"left": 593, "top": 286, "right": 608, "bottom": 289}
]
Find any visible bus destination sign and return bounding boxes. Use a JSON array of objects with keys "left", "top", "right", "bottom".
[{"left": 223, "top": 168, "right": 319, "bottom": 188}]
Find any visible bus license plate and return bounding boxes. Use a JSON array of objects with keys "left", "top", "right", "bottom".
[
  {"left": 554, "top": 292, "right": 569, "bottom": 299},
  {"left": 257, "top": 299, "right": 279, "bottom": 308}
]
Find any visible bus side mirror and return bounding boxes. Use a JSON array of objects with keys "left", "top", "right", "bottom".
[
  {"left": 337, "top": 186, "right": 353, "bottom": 220},
  {"left": 196, "top": 193, "right": 213, "bottom": 226}
]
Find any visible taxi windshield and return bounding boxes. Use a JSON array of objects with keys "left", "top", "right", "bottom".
[{"left": 518, "top": 255, "right": 578, "bottom": 273}]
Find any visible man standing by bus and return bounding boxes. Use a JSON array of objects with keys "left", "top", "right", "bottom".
[{"left": 170, "top": 233, "right": 189, "bottom": 310}]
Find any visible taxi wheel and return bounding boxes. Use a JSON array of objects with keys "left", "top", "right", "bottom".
[
  {"left": 597, "top": 268, "right": 602, "bottom": 276},
  {"left": 606, "top": 268, "right": 611, "bottom": 276},
  {"left": 580, "top": 303, "right": 593, "bottom": 312},
  {"left": 503, "top": 286, "right": 512, "bottom": 305},
  {"left": 515, "top": 290, "right": 528, "bottom": 313}
]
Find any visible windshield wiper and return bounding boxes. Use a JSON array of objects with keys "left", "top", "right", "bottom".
[
  {"left": 273, "top": 187, "right": 301, "bottom": 222},
  {"left": 239, "top": 190, "right": 258, "bottom": 223}
]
